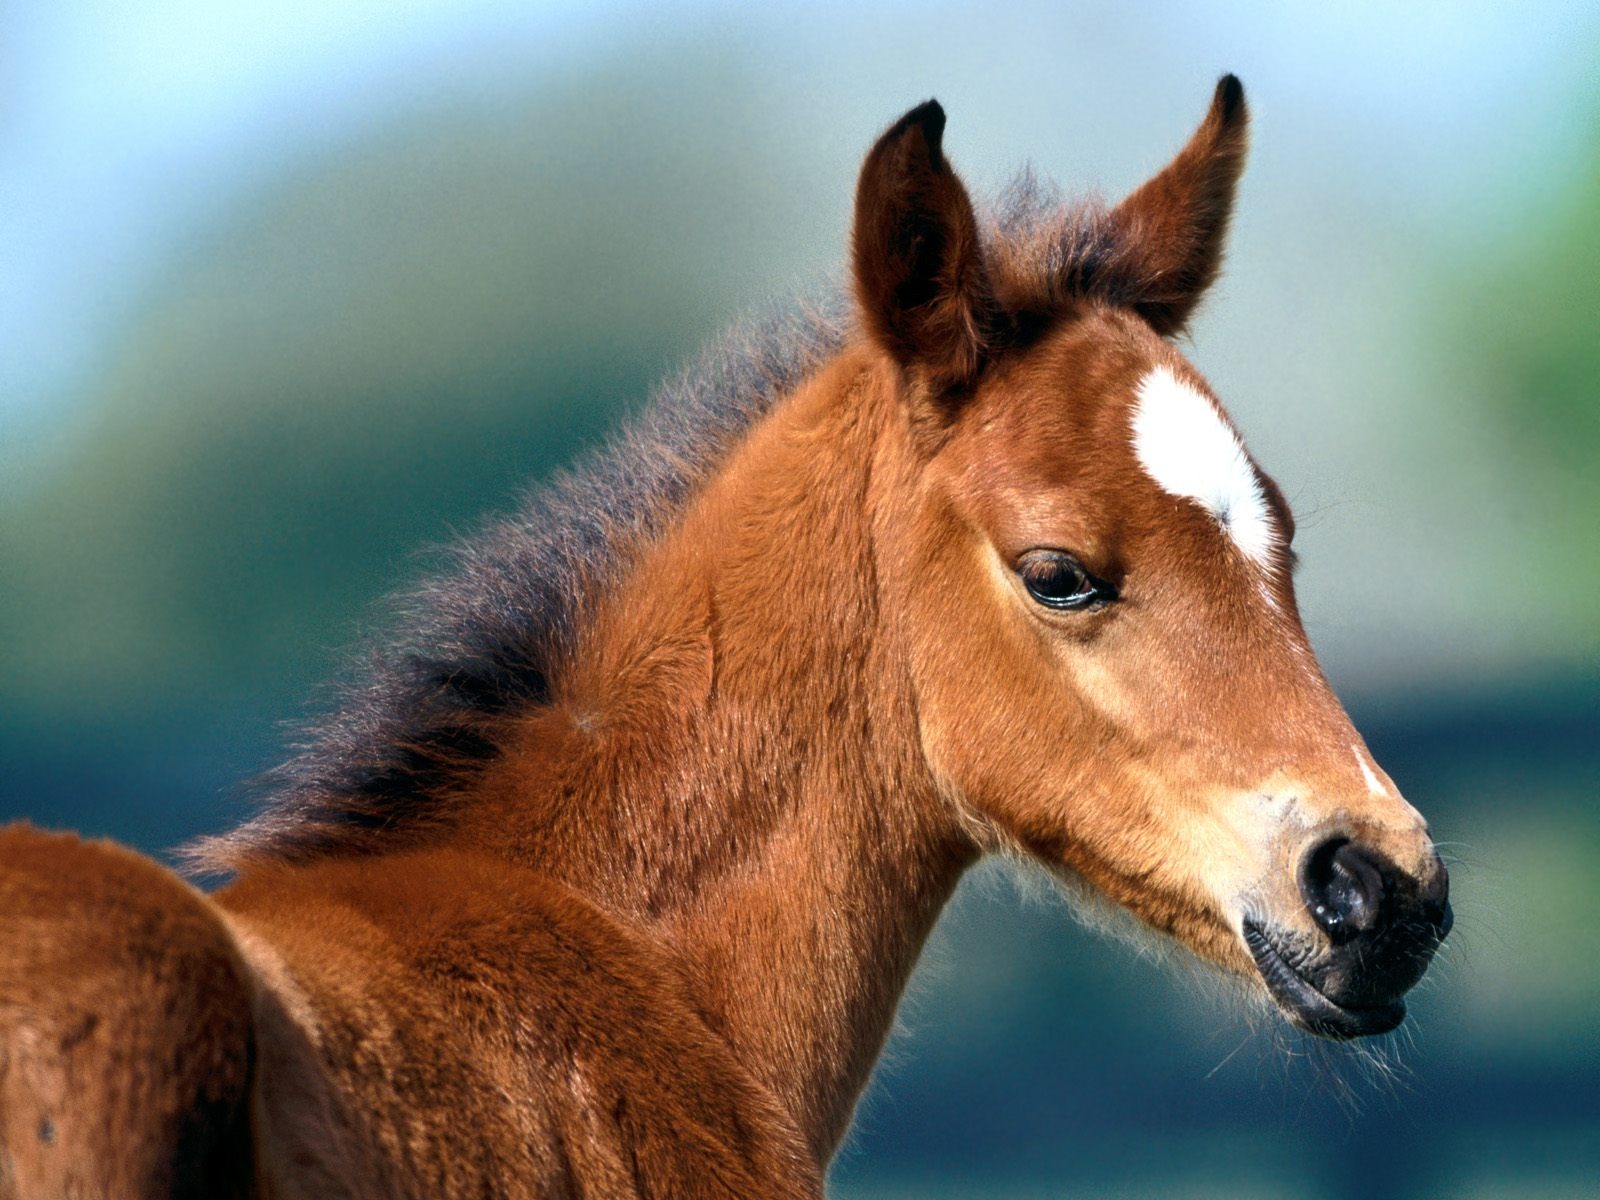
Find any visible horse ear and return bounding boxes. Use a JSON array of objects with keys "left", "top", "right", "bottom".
[
  {"left": 1109, "top": 75, "right": 1249, "bottom": 337},
  {"left": 853, "top": 100, "right": 993, "bottom": 395}
]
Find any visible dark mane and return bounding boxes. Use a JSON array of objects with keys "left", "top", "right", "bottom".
[{"left": 191, "top": 180, "right": 1147, "bottom": 870}]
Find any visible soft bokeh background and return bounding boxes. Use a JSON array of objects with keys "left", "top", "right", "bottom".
[{"left": 4, "top": 2, "right": 1597, "bottom": 1196}]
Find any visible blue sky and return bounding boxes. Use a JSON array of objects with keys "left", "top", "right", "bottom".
[
  {"left": 4, "top": 0, "right": 1595, "bottom": 433},
  {"left": 2, "top": 0, "right": 620, "bottom": 421}
]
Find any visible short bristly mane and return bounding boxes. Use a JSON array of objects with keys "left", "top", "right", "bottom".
[
  {"left": 190, "top": 179, "right": 1165, "bottom": 871},
  {"left": 186, "top": 299, "right": 848, "bottom": 871}
]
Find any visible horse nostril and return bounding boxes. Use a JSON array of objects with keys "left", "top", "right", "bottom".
[
  {"left": 1298, "top": 837, "right": 1391, "bottom": 943},
  {"left": 1435, "top": 900, "right": 1454, "bottom": 942},
  {"left": 1423, "top": 854, "right": 1452, "bottom": 941}
]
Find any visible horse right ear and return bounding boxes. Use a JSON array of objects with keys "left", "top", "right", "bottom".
[
  {"left": 1106, "top": 75, "right": 1249, "bottom": 337},
  {"left": 852, "top": 101, "right": 994, "bottom": 397}
]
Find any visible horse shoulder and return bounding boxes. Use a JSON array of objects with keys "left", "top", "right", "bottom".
[
  {"left": 220, "top": 848, "right": 822, "bottom": 1198},
  {"left": 0, "top": 824, "right": 255, "bottom": 1199}
]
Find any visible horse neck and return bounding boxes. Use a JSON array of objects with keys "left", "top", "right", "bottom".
[{"left": 471, "top": 345, "right": 977, "bottom": 1156}]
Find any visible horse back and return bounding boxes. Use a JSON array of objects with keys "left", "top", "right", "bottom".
[{"left": 0, "top": 825, "right": 254, "bottom": 1199}]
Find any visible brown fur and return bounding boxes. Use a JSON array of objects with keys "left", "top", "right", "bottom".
[
  {"left": 0, "top": 829, "right": 254, "bottom": 1198},
  {"left": 0, "top": 79, "right": 1447, "bottom": 1196}
]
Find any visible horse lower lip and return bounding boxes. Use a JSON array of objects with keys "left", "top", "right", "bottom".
[{"left": 1242, "top": 921, "right": 1405, "bottom": 1040}]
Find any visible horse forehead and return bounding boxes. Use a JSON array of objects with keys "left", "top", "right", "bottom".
[
  {"left": 1130, "top": 364, "right": 1275, "bottom": 565},
  {"left": 955, "top": 325, "right": 1279, "bottom": 569}
]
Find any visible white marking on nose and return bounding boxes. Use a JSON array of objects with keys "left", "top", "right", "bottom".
[
  {"left": 1133, "top": 366, "right": 1275, "bottom": 566},
  {"left": 1353, "top": 744, "right": 1389, "bottom": 796}
]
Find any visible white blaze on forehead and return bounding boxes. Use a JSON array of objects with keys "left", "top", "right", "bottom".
[{"left": 1132, "top": 366, "right": 1275, "bottom": 565}]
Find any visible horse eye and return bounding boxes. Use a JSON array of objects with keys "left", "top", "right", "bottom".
[{"left": 1017, "top": 550, "right": 1114, "bottom": 611}]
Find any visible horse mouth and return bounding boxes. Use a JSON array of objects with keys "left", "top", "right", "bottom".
[{"left": 1242, "top": 921, "right": 1405, "bottom": 1040}]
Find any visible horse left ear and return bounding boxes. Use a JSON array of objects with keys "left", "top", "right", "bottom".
[
  {"left": 853, "top": 100, "right": 994, "bottom": 396},
  {"left": 1110, "top": 75, "right": 1249, "bottom": 337}
]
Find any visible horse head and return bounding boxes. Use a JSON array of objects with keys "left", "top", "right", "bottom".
[{"left": 856, "top": 79, "right": 1450, "bottom": 1039}]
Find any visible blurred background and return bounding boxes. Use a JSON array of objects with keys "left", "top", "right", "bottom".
[{"left": 3, "top": 2, "right": 1596, "bottom": 1196}]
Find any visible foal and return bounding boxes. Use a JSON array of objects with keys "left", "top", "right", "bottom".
[{"left": 0, "top": 77, "right": 1449, "bottom": 1197}]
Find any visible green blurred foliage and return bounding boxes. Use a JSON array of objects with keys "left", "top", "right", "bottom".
[
  {"left": 0, "top": 45, "right": 825, "bottom": 720},
  {"left": 1459, "top": 130, "right": 1600, "bottom": 638}
]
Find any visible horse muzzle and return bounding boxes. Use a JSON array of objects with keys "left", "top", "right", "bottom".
[{"left": 1244, "top": 835, "right": 1451, "bottom": 1039}]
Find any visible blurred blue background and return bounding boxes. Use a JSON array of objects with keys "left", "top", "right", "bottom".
[{"left": 3, "top": 3, "right": 1597, "bottom": 1196}]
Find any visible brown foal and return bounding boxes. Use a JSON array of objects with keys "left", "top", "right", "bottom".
[{"left": 0, "top": 77, "right": 1449, "bottom": 1197}]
